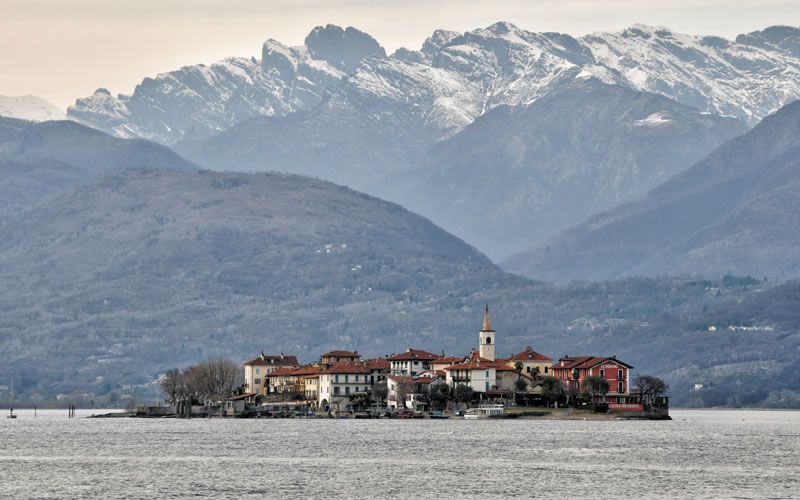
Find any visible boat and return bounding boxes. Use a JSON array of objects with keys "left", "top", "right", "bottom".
[
  {"left": 463, "top": 404, "right": 504, "bottom": 420},
  {"left": 429, "top": 411, "right": 449, "bottom": 419}
]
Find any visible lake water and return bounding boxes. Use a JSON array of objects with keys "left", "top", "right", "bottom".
[{"left": 1, "top": 409, "right": 799, "bottom": 498}]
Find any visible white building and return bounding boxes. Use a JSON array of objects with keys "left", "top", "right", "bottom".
[
  {"left": 387, "top": 348, "right": 439, "bottom": 376},
  {"left": 444, "top": 352, "right": 498, "bottom": 393},
  {"left": 317, "top": 360, "right": 389, "bottom": 412}
]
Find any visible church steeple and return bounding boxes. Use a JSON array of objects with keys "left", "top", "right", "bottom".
[
  {"left": 479, "top": 304, "right": 496, "bottom": 361},
  {"left": 482, "top": 304, "right": 494, "bottom": 332}
]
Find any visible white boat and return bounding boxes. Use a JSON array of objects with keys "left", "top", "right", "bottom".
[{"left": 463, "top": 404, "right": 504, "bottom": 419}]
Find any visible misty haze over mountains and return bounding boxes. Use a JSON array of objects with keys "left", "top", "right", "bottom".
[
  {"left": 2, "top": 21, "right": 800, "bottom": 408},
  {"left": 67, "top": 22, "right": 800, "bottom": 258}
]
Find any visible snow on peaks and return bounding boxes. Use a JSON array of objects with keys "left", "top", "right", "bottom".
[
  {"left": 0, "top": 95, "right": 66, "bottom": 122},
  {"left": 634, "top": 111, "right": 673, "bottom": 126},
  {"left": 304, "top": 24, "right": 386, "bottom": 73}
]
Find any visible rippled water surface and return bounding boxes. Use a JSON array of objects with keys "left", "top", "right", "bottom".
[{"left": 1, "top": 409, "right": 799, "bottom": 498}]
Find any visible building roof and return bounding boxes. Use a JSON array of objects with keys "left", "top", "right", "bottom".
[
  {"left": 243, "top": 353, "right": 299, "bottom": 366},
  {"left": 387, "top": 348, "right": 439, "bottom": 362},
  {"left": 444, "top": 352, "right": 504, "bottom": 371},
  {"left": 319, "top": 361, "right": 372, "bottom": 375},
  {"left": 362, "top": 358, "right": 390, "bottom": 370},
  {"left": 555, "top": 356, "right": 634, "bottom": 370},
  {"left": 291, "top": 365, "right": 322, "bottom": 376},
  {"left": 269, "top": 367, "right": 300, "bottom": 377},
  {"left": 508, "top": 346, "right": 553, "bottom": 362},
  {"left": 432, "top": 356, "right": 462, "bottom": 365},
  {"left": 320, "top": 350, "right": 359, "bottom": 358}
]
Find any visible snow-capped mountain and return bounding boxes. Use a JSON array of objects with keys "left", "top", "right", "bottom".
[
  {"left": 69, "top": 22, "right": 800, "bottom": 145},
  {"left": 582, "top": 24, "right": 800, "bottom": 125},
  {"left": 68, "top": 25, "right": 383, "bottom": 144},
  {"left": 0, "top": 95, "right": 65, "bottom": 122}
]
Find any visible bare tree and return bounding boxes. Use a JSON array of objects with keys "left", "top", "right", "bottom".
[
  {"left": 188, "top": 357, "right": 241, "bottom": 402},
  {"left": 160, "top": 368, "right": 195, "bottom": 403},
  {"left": 634, "top": 375, "right": 669, "bottom": 405}
]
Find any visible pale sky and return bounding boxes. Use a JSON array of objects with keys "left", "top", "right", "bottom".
[{"left": 1, "top": 0, "right": 798, "bottom": 109}]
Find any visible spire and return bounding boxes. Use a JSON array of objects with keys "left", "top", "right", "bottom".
[{"left": 482, "top": 304, "right": 493, "bottom": 331}]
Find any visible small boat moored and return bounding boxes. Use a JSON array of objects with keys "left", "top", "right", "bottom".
[{"left": 463, "top": 404, "right": 504, "bottom": 420}]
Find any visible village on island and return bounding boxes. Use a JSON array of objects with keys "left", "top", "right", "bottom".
[{"left": 144, "top": 306, "right": 669, "bottom": 420}]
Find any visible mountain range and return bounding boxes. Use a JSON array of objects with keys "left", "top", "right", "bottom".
[
  {"left": 69, "top": 23, "right": 800, "bottom": 146},
  {"left": 2, "top": 22, "right": 800, "bottom": 408},
  {"left": 2, "top": 167, "right": 799, "bottom": 409},
  {"left": 505, "top": 99, "right": 800, "bottom": 281},
  {"left": 65, "top": 22, "right": 800, "bottom": 258},
  {"left": 0, "top": 117, "right": 195, "bottom": 220}
]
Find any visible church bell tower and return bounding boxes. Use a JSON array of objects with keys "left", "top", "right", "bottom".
[{"left": 479, "top": 304, "right": 495, "bottom": 361}]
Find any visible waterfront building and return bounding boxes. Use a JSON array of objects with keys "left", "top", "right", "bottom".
[
  {"left": 443, "top": 351, "right": 498, "bottom": 393},
  {"left": 386, "top": 374, "right": 444, "bottom": 411},
  {"left": 318, "top": 361, "right": 373, "bottom": 411},
  {"left": 552, "top": 356, "right": 634, "bottom": 404},
  {"left": 506, "top": 346, "right": 553, "bottom": 377},
  {"left": 387, "top": 348, "right": 438, "bottom": 376},
  {"left": 243, "top": 353, "right": 300, "bottom": 396}
]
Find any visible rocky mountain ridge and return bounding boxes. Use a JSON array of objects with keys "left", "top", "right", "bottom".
[{"left": 68, "top": 23, "right": 800, "bottom": 145}]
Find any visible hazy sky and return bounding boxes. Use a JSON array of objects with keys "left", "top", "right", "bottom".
[{"left": 1, "top": 0, "right": 798, "bottom": 109}]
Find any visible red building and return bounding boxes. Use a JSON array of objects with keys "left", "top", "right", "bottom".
[{"left": 552, "top": 356, "right": 640, "bottom": 408}]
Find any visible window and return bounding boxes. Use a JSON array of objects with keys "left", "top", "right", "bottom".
[
  {"left": 334, "top": 387, "right": 340, "bottom": 396},
  {"left": 335, "top": 375, "right": 339, "bottom": 383},
  {"left": 618, "top": 369, "right": 624, "bottom": 380},
  {"left": 486, "top": 370, "right": 489, "bottom": 377},
  {"left": 345, "top": 386, "right": 351, "bottom": 396},
  {"left": 544, "top": 367, "right": 549, "bottom": 373},
  {"left": 599, "top": 369, "right": 605, "bottom": 378},
  {"left": 618, "top": 381, "right": 624, "bottom": 393},
  {"left": 485, "top": 381, "right": 489, "bottom": 391},
  {"left": 255, "top": 368, "right": 260, "bottom": 374},
  {"left": 345, "top": 375, "right": 349, "bottom": 383},
  {"left": 486, "top": 336, "right": 492, "bottom": 344},
  {"left": 526, "top": 367, "right": 531, "bottom": 373},
  {"left": 254, "top": 378, "right": 261, "bottom": 385}
]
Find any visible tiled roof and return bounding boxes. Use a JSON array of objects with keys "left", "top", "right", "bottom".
[
  {"left": 243, "top": 354, "right": 299, "bottom": 366},
  {"left": 444, "top": 352, "right": 505, "bottom": 371},
  {"left": 269, "top": 367, "right": 300, "bottom": 377},
  {"left": 432, "top": 356, "right": 462, "bottom": 365},
  {"left": 509, "top": 346, "right": 553, "bottom": 362},
  {"left": 319, "top": 361, "right": 371, "bottom": 375},
  {"left": 555, "top": 356, "right": 633, "bottom": 370},
  {"left": 362, "top": 358, "right": 390, "bottom": 370},
  {"left": 387, "top": 348, "right": 438, "bottom": 361},
  {"left": 321, "top": 350, "right": 359, "bottom": 358},
  {"left": 291, "top": 366, "right": 322, "bottom": 376}
]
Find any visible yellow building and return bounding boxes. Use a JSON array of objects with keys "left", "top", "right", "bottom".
[
  {"left": 243, "top": 353, "right": 299, "bottom": 396},
  {"left": 506, "top": 346, "right": 553, "bottom": 378}
]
